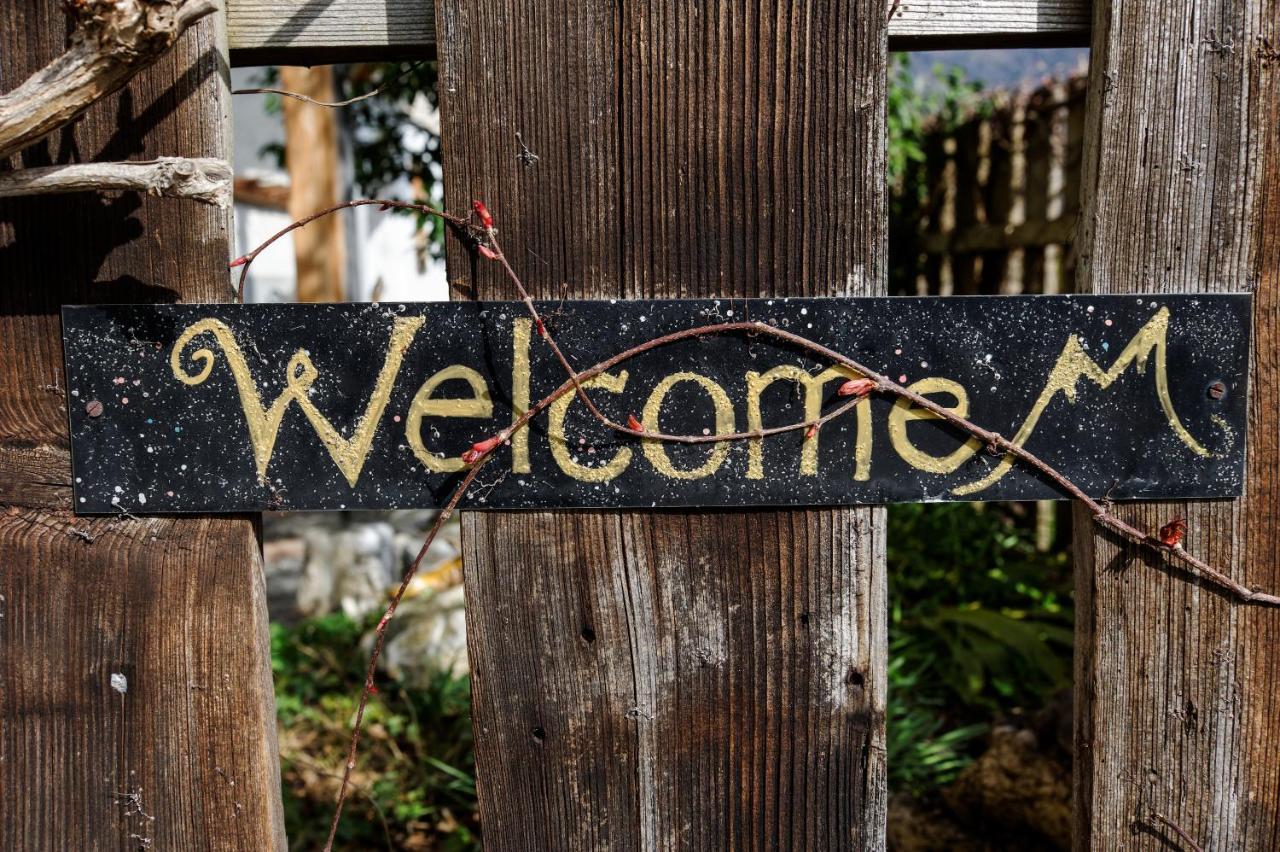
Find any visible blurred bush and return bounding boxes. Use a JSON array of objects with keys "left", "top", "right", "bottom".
[
  {"left": 272, "top": 613, "right": 479, "bottom": 851},
  {"left": 886, "top": 502, "right": 1073, "bottom": 797}
]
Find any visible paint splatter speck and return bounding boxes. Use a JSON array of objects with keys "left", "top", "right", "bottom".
[{"left": 899, "top": 374, "right": 909, "bottom": 384}]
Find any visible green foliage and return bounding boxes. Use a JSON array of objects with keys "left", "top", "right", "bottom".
[
  {"left": 272, "top": 613, "right": 479, "bottom": 851},
  {"left": 886, "top": 55, "right": 990, "bottom": 294},
  {"left": 885, "top": 503, "right": 1073, "bottom": 796}
]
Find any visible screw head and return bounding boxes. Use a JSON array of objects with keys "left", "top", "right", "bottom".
[
  {"left": 1207, "top": 381, "right": 1226, "bottom": 400},
  {"left": 85, "top": 400, "right": 103, "bottom": 417}
]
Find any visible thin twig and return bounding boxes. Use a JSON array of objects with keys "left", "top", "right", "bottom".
[
  {"left": 232, "top": 62, "right": 426, "bottom": 108},
  {"left": 230, "top": 199, "right": 465, "bottom": 302},
  {"left": 1150, "top": 811, "right": 1205, "bottom": 852},
  {"left": 321, "top": 461, "right": 486, "bottom": 852}
]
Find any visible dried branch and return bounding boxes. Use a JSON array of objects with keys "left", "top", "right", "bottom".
[
  {"left": 1149, "top": 811, "right": 1205, "bottom": 852},
  {"left": 232, "top": 199, "right": 1279, "bottom": 850},
  {"left": 229, "top": 199, "right": 466, "bottom": 301},
  {"left": 232, "top": 61, "right": 426, "bottom": 108},
  {"left": 0, "top": 0, "right": 219, "bottom": 162},
  {"left": 0, "top": 157, "right": 230, "bottom": 205}
]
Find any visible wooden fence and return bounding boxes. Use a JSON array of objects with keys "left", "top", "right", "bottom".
[
  {"left": 2, "top": 1, "right": 1277, "bottom": 849},
  {"left": 893, "top": 75, "right": 1088, "bottom": 298}
]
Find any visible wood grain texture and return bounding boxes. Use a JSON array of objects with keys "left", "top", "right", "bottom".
[
  {"left": 888, "top": 0, "right": 1090, "bottom": 47},
  {"left": 0, "top": 158, "right": 231, "bottom": 205},
  {"left": 0, "top": 2, "right": 286, "bottom": 849},
  {"left": 225, "top": 0, "right": 1087, "bottom": 65},
  {"left": 437, "top": 0, "right": 887, "bottom": 848},
  {"left": 1072, "top": 0, "right": 1279, "bottom": 848},
  {"left": 227, "top": 0, "right": 437, "bottom": 65}
]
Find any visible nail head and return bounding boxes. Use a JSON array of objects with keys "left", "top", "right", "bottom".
[
  {"left": 85, "top": 400, "right": 103, "bottom": 417},
  {"left": 1207, "top": 381, "right": 1226, "bottom": 400}
]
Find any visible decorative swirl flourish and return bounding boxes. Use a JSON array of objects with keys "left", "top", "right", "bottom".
[{"left": 170, "top": 316, "right": 424, "bottom": 486}]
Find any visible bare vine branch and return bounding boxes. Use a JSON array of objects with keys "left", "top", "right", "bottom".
[
  {"left": 0, "top": 0, "right": 219, "bottom": 162},
  {"left": 230, "top": 198, "right": 1279, "bottom": 850},
  {"left": 0, "top": 157, "right": 230, "bottom": 205},
  {"left": 232, "top": 61, "right": 427, "bottom": 108},
  {"left": 1148, "top": 811, "right": 1206, "bottom": 852}
]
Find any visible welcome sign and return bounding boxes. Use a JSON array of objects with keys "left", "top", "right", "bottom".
[{"left": 62, "top": 294, "right": 1250, "bottom": 513}]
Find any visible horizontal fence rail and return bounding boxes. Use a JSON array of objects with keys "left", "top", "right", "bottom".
[{"left": 226, "top": 0, "right": 1091, "bottom": 64}]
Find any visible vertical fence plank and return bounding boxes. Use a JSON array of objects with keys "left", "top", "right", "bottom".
[
  {"left": 0, "top": 4, "right": 286, "bottom": 850},
  {"left": 1073, "top": 0, "right": 1279, "bottom": 847},
  {"left": 436, "top": 1, "right": 888, "bottom": 847}
]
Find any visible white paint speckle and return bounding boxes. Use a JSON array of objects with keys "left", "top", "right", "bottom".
[{"left": 110, "top": 673, "right": 128, "bottom": 694}]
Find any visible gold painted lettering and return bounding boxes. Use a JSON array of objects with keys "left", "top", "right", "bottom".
[
  {"left": 887, "top": 377, "right": 982, "bottom": 474},
  {"left": 171, "top": 316, "right": 425, "bottom": 487},
  {"left": 642, "top": 372, "right": 735, "bottom": 480},
  {"left": 405, "top": 365, "right": 494, "bottom": 473},
  {"left": 510, "top": 318, "right": 532, "bottom": 474},
  {"left": 745, "top": 365, "right": 873, "bottom": 481},
  {"left": 954, "top": 307, "right": 1210, "bottom": 496},
  {"left": 549, "top": 371, "right": 633, "bottom": 482}
]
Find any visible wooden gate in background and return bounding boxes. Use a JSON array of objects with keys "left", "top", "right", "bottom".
[{"left": 1, "top": 0, "right": 1276, "bottom": 848}]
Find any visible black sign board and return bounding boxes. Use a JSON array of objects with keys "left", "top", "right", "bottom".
[{"left": 62, "top": 294, "right": 1250, "bottom": 513}]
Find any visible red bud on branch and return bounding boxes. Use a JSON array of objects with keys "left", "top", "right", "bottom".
[
  {"left": 477, "top": 244, "right": 499, "bottom": 260},
  {"left": 627, "top": 414, "right": 643, "bottom": 432},
  {"left": 228, "top": 255, "right": 249, "bottom": 268},
  {"left": 472, "top": 200, "right": 494, "bottom": 229},
  {"left": 805, "top": 423, "right": 819, "bottom": 439},
  {"left": 536, "top": 319, "right": 546, "bottom": 338},
  {"left": 461, "top": 434, "right": 504, "bottom": 465},
  {"left": 838, "top": 378, "right": 877, "bottom": 398},
  {"left": 1159, "top": 518, "right": 1187, "bottom": 548}
]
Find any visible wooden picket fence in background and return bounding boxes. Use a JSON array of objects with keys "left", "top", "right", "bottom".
[{"left": 898, "top": 75, "right": 1087, "bottom": 299}]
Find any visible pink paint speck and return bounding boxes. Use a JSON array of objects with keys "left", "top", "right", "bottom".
[
  {"left": 113, "top": 377, "right": 125, "bottom": 385},
  {"left": 1104, "top": 318, "right": 1113, "bottom": 326},
  {"left": 894, "top": 348, "right": 902, "bottom": 355},
  {"left": 166, "top": 491, "right": 175, "bottom": 497},
  {"left": 392, "top": 415, "right": 401, "bottom": 422},
  {"left": 120, "top": 397, "right": 129, "bottom": 404},
  {"left": 898, "top": 374, "right": 908, "bottom": 384}
]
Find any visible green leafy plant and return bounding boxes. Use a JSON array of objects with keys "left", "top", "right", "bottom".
[
  {"left": 272, "top": 612, "right": 479, "bottom": 851},
  {"left": 885, "top": 502, "right": 1073, "bottom": 795}
]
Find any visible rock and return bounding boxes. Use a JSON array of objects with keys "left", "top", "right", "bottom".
[
  {"left": 378, "top": 583, "right": 469, "bottom": 683},
  {"left": 262, "top": 536, "right": 306, "bottom": 624},
  {"left": 298, "top": 522, "right": 397, "bottom": 619}
]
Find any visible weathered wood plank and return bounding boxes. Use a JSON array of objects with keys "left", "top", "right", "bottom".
[
  {"left": 1072, "top": 0, "right": 1280, "bottom": 848},
  {"left": 225, "top": 0, "right": 1089, "bottom": 65},
  {"left": 437, "top": 0, "right": 888, "bottom": 847},
  {"left": 228, "top": 0, "right": 437, "bottom": 64},
  {"left": 0, "top": 3, "right": 286, "bottom": 849},
  {"left": 888, "top": 0, "right": 1091, "bottom": 47}
]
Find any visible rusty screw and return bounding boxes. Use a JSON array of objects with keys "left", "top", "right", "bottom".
[
  {"left": 85, "top": 399, "right": 103, "bottom": 417},
  {"left": 1207, "top": 381, "right": 1226, "bottom": 400}
]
